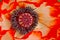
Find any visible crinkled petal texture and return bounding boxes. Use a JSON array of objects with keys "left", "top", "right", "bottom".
[{"left": 0, "top": 0, "right": 60, "bottom": 40}]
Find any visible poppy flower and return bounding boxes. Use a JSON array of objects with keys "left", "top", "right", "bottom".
[{"left": 0, "top": 0, "right": 60, "bottom": 40}]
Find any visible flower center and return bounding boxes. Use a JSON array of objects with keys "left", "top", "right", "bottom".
[{"left": 18, "top": 13, "right": 33, "bottom": 27}]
